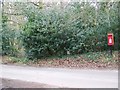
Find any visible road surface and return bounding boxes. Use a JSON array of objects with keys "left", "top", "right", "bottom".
[
  {"left": 1, "top": 78, "right": 58, "bottom": 88},
  {"left": 0, "top": 64, "right": 118, "bottom": 88}
]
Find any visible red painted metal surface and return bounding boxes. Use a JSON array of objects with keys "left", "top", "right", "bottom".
[{"left": 108, "top": 33, "right": 114, "bottom": 46}]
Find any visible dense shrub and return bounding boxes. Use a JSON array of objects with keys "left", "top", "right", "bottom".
[
  {"left": 1, "top": 15, "right": 18, "bottom": 56},
  {"left": 20, "top": 2, "right": 119, "bottom": 59}
]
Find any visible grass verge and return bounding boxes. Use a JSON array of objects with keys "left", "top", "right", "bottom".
[{"left": 2, "top": 51, "right": 118, "bottom": 69}]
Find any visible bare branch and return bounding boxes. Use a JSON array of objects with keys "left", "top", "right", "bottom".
[
  {"left": 3, "top": 12, "right": 23, "bottom": 16},
  {"left": 30, "top": 2, "right": 39, "bottom": 7},
  {"left": 7, "top": 19, "right": 21, "bottom": 25}
]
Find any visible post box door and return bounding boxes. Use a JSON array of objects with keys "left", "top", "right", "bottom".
[{"left": 108, "top": 33, "right": 114, "bottom": 46}]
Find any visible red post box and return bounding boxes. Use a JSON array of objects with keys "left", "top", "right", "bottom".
[{"left": 107, "top": 33, "right": 114, "bottom": 46}]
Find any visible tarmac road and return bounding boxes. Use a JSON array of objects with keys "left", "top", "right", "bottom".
[{"left": 0, "top": 64, "right": 118, "bottom": 88}]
